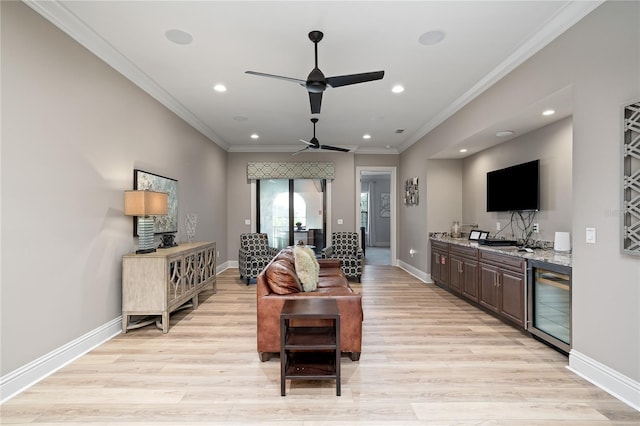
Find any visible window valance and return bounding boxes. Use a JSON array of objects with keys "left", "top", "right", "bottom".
[{"left": 247, "top": 161, "right": 335, "bottom": 180}]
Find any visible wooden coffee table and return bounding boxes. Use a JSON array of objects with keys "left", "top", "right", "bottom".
[{"left": 280, "top": 298, "right": 341, "bottom": 396}]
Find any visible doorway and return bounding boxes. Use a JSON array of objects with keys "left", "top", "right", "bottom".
[
  {"left": 356, "top": 167, "right": 396, "bottom": 266},
  {"left": 257, "top": 179, "right": 326, "bottom": 255}
]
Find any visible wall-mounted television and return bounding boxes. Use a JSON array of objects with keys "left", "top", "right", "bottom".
[{"left": 486, "top": 159, "right": 540, "bottom": 212}]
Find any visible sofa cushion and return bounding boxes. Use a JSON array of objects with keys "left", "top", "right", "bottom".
[
  {"left": 265, "top": 259, "right": 301, "bottom": 294},
  {"left": 294, "top": 246, "right": 319, "bottom": 292}
]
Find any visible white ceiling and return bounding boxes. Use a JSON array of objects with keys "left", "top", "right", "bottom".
[{"left": 28, "top": 1, "right": 601, "bottom": 157}]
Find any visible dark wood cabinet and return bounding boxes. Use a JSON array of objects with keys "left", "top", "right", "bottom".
[
  {"left": 450, "top": 244, "right": 479, "bottom": 299},
  {"left": 430, "top": 240, "right": 449, "bottom": 286},
  {"left": 479, "top": 250, "right": 526, "bottom": 328}
]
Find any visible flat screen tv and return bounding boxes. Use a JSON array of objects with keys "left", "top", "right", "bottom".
[{"left": 486, "top": 159, "right": 540, "bottom": 212}]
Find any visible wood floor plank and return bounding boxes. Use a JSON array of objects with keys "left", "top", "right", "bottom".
[{"left": 1, "top": 265, "right": 638, "bottom": 424}]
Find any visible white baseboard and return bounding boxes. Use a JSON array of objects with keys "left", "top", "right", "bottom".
[
  {"left": 218, "top": 260, "right": 236, "bottom": 272},
  {"left": 0, "top": 317, "right": 122, "bottom": 404},
  {"left": 397, "top": 260, "right": 429, "bottom": 283},
  {"left": 568, "top": 349, "right": 640, "bottom": 411}
]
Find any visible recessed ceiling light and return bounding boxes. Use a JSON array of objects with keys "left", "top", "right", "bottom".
[
  {"left": 213, "top": 84, "right": 227, "bottom": 92},
  {"left": 459, "top": 148, "right": 468, "bottom": 153},
  {"left": 496, "top": 130, "right": 514, "bottom": 137},
  {"left": 385, "top": 145, "right": 391, "bottom": 149},
  {"left": 542, "top": 109, "right": 555, "bottom": 116},
  {"left": 363, "top": 134, "right": 371, "bottom": 140},
  {"left": 165, "top": 29, "right": 193, "bottom": 45},
  {"left": 233, "top": 116, "right": 248, "bottom": 121},
  {"left": 250, "top": 134, "right": 259, "bottom": 140},
  {"left": 392, "top": 85, "right": 404, "bottom": 94},
  {"left": 418, "top": 30, "right": 446, "bottom": 46}
]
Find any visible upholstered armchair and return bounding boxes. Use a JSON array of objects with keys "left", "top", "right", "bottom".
[
  {"left": 322, "top": 231, "right": 363, "bottom": 282},
  {"left": 239, "top": 233, "right": 279, "bottom": 285}
]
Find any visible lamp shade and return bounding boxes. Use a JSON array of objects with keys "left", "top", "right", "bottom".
[{"left": 124, "top": 190, "right": 168, "bottom": 216}]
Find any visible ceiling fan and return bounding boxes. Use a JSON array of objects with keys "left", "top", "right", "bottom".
[
  {"left": 293, "top": 118, "right": 350, "bottom": 155},
  {"left": 246, "top": 30, "right": 384, "bottom": 114}
]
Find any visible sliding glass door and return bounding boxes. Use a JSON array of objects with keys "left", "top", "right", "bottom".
[{"left": 257, "top": 179, "right": 326, "bottom": 254}]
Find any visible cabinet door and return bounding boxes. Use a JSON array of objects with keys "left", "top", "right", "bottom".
[
  {"left": 462, "top": 260, "right": 479, "bottom": 302},
  {"left": 167, "top": 257, "right": 185, "bottom": 303},
  {"left": 439, "top": 252, "right": 450, "bottom": 286},
  {"left": 449, "top": 255, "right": 463, "bottom": 293},
  {"left": 479, "top": 264, "right": 499, "bottom": 313},
  {"left": 431, "top": 251, "right": 440, "bottom": 282},
  {"left": 500, "top": 270, "right": 525, "bottom": 327}
]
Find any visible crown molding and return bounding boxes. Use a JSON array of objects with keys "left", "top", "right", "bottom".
[
  {"left": 399, "top": 0, "right": 604, "bottom": 152},
  {"left": 23, "top": 0, "right": 229, "bottom": 150}
]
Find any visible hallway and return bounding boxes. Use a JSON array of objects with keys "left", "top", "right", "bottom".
[{"left": 364, "top": 246, "right": 391, "bottom": 265}]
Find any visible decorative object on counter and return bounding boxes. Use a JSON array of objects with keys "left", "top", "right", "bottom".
[
  {"left": 451, "top": 221, "right": 461, "bottom": 238},
  {"left": 159, "top": 234, "right": 177, "bottom": 248},
  {"left": 185, "top": 213, "right": 198, "bottom": 243},
  {"left": 554, "top": 231, "right": 571, "bottom": 253},
  {"left": 429, "top": 232, "right": 450, "bottom": 238},
  {"left": 124, "top": 190, "right": 168, "bottom": 254},
  {"left": 295, "top": 221, "right": 303, "bottom": 231},
  {"left": 404, "top": 176, "right": 419, "bottom": 205},
  {"left": 134, "top": 169, "right": 178, "bottom": 234},
  {"left": 468, "top": 230, "right": 489, "bottom": 241},
  {"left": 623, "top": 100, "right": 640, "bottom": 255}
]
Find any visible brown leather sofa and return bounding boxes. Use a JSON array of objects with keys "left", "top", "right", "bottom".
[{"left": 256, "top": 247, "right": 363, "bottom": 362}]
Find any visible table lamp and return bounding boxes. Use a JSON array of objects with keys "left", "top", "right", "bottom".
[{"left": 124, "top": 190, "right": 168, "bottom": 254}]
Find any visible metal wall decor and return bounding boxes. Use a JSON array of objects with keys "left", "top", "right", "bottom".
[
  {"left": 623, "top": 100, "right": 640, "bottom": 255},
  {"left": 404, "top": 177, "right": 419, "bottom": 206}
]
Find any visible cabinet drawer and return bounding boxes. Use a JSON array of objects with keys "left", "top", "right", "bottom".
[
  {"left": 479, "top": 250, "right": 525, "bottom": 271},
  {"left": 430, "top": 239, "right": 449, "bottom": 251},
  {"left": 450, "top": 244, "right": 478, "bottom": 259}
]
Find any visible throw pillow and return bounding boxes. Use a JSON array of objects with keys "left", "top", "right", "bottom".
[
  {"left": 294, "top": 246, "right": 319, "bottom": 292},
  {"left": 265, "top": 259, "right": 302, "bottom": 294}
]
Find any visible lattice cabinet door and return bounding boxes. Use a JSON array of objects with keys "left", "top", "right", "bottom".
[
  {"left": 167, "top": 256, "right": 185, "bottom": 304},
  {"left": 623, "top": 100, "right": 640, "bottom": 255}
]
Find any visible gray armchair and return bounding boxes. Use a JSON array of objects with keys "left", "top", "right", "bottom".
[
  {"left": 322, "top": 231, "right": 363, "bottom": 282},
  {"left": 239, "top": 233, "right": 279, "bottom": 285}
]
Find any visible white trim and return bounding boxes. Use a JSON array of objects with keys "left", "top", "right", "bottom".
[
  {"left": 0, "top": 318, "right": 122, "bottom": 404},
  {"left": 355, "top": 166, "right": 397, "bottom": 265},
  {"left": 568, "top": 349, "right": 640, "bottom": 411},
  {"left": 397, "top": 260, "right": 429, "bottom": 283},
  {"left": 399, "top": 0, "right": 605, "bottom": 152}
]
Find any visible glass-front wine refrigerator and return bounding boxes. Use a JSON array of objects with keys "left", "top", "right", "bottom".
[{"left": 527, "top": 260, "right": 572, "bottom": 354}]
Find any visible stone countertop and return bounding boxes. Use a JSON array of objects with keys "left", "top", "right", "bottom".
[{"left": 430, "top": 236, "right": 572, "bottom": 267}]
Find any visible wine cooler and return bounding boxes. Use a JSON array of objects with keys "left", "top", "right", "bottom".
[{"left": 527, "top": 260, "right": 572, "bottom": 354}]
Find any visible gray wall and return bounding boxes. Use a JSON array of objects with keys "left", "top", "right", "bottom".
[
  {"left": 401, "top": 1, "right": 639, "bottom": 382},
  {"left": 1, "top": 1, "right": 228, "bottom": 375},
  {"left": 462, "top": 117, "right": 573, "bottom": 242}
]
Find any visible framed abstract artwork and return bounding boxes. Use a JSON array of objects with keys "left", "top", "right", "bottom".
[{"left": 133, "top": 169, "right": 178, "bottom": 235}]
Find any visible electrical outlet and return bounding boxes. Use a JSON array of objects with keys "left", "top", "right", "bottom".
[
  {"left": 533, "top": 223, "right": 539, "bottom": 233},
  {"left": 496, "top": 222, "right": 501, "bottom": 231},
  {"left": 217, "top": 251, "right": 220, "bottom": 258}
]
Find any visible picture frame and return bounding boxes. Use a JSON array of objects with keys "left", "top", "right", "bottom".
[
  {"left": 133, "top": 169, "right": 178, "bottom": 235},
  {"left": 469, "top": 230, "right": 489, "bottom": 241}
]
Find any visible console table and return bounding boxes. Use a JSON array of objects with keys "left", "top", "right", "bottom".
[
  {"left": 280, "top": 298, "right": 341, "bottom": 396},
  {"left": 122, "top": 242, "right": 216, "bottom": 333}
]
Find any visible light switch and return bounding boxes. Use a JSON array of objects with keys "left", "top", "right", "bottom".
[
  {"left": 245, "top": 219, "right": 251, "bottom": 225},
  {"left": 586, "top": 227, "right": 596, "bottom": 244},
  {"left": 337, "top": 219, "right": 343, "bottom": 225}
]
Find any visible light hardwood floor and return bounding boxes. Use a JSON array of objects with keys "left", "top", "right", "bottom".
[{"left": 2, "top": 266, "right": 638, "bottom": 424}]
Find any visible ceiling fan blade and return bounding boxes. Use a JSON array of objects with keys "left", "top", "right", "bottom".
[
  {"left": 309, "top": 92, "right": 322, "bottom": 114},
  {"left": 326, "top": 71, "right": 385, "bottom": 88},
  {"left": 299, "top": 138, "right": 314, "bottom": 146},
  {"left": 292, "top": 146, "right": 310, "bottom": 156},
  {"left": 245, "top": 71, "right": 305, "bottom": 85},
  {"left": 319, "top": 145, "right": 350, "bottom": 153}
]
